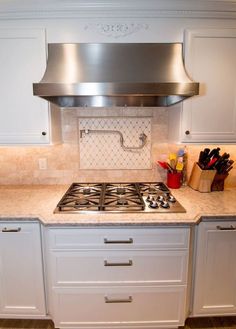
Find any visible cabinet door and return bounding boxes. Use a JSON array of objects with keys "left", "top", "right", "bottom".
[
  {"left": 181, "top": 29, "right": 236, "bottom": 143},
  {"left": 0, "top": 222, "right": 46, "bottom": 316},
  {"left": 193, "top": 221, "right": 236, "bottom": 316},
  {"left": 0, "top": 28, "right": 50, "bottom": 144}
]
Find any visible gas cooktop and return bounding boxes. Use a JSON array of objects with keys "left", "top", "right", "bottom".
[{"left": 54, "top": 182, "right": 186, "bottom": 213}]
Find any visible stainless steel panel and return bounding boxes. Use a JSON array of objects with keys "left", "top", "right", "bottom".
[{"left": 33, "top": 43, "right": 199, "bottom": 107}]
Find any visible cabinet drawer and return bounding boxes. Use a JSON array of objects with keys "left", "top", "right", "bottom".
[
  {"left": 0, "top": 221, "right": 40, "bottom": 234},
  {"left": 47, "top": 227, "right": 189, "bottom": 250},
  {"left": 52, "top": 285, "right": 186, "bottom": 328},
  {"left": 199, "top": 220, "right": 236, "bottom": 232},
  {"left": 50, "top": 249, "right": 188, "bottom": 286}
]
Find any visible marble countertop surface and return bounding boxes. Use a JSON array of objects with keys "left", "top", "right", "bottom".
[{"left": 0, "top": 185, "right": 235, "bottom": 226}]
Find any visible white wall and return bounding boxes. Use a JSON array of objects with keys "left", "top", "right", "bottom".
[{"left": 1, "top": 1, "right": 236, "bottom": 44}]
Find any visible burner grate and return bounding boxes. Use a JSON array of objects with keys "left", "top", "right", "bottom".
[
  {"left": 57, "top": 183, "right": 103, "bottom": 212},
  {"left": 102, "top": 183, "right": 145, "bottom": 211},
  {"left": 138, "top": 182, "right": 169, "bottom": 194}
]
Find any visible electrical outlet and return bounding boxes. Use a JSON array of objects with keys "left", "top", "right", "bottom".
[{"left": 38, "top": 158, "right": 47, "bottom": 170}]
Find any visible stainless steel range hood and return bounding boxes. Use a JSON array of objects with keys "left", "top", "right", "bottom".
[{"left": 33, "top": 43, "right": 199, "bottom": 108}]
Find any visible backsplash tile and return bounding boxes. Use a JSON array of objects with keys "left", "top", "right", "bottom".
[
  {"left": 79, "top": 117, "right": 151, "bottom": 169},
  {"left": 0, "top": 107, "right": 235, "bottom": 187}
]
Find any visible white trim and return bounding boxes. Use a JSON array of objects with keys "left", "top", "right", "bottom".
[{"left": 1, "top": 0, "right": 236, "bottom": 19}]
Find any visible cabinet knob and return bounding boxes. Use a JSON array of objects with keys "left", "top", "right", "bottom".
[
  {"left": 185, "top": 130, "right": 190, "bottom": 135},
  {"left": 42, "top": 131, "right": 47, "bottom": 136}
]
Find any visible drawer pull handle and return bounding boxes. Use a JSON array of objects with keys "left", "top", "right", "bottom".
[
  {"left": 216, "top": 225, "right": 236, "bottom": 231},
  {"left": 104, "top": 238, "right": 133, "bottom": 244},
  {"left": 2, "top": 227, "right": 21, "bottom": 233},
  {"left": 105, "top": 296, "right": 133, "bottom": 303},
  {"left": 104, "top": 260, "right": 133, "bottom": 267}
]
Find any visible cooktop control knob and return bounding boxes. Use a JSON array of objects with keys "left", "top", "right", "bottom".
[
  {"left": 168, "top": 194, "right": 176, "bottom": 203},
  {"left": 146, "top": 195, "right": 155, "bottom": 202},
  {"left": 157, "top": 195, "right": 164, "bottom": 202},
  {"left": 160, "top": 201, "right": 170, "bottom": 209},
  {"left": 149, "top": 200, "right": 159, "bottom": 209}
]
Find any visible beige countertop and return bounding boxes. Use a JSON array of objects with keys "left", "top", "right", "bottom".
[{"left": 0, "top": 185, "right": 235, "bottom": 226}]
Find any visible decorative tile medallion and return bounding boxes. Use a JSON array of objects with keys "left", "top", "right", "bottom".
[{"left": 79, "top": 117, "right": 151, "bottom": 169}]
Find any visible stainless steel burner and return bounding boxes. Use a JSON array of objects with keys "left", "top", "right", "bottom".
[
  {"left": 54, "top": 182, "right": 186, "bottom": 213},
  {"left": 117, "top": 198, "right": 129, "bottom": 206},
  {"left": 75, "top": 199, "right": 90, "bottom": 206},
  {"left": 83, "top": 187, "right": 91, "bottom": 195},
  {"left": 116, "top": 187, "right": 126, "bottom": 194}
]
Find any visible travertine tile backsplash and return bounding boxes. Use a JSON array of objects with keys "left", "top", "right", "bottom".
[{"left": 0, "top": 107, "right": 236, "bottom": 187}]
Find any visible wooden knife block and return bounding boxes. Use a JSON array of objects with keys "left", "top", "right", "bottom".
[{"left": 188, "top": 162, "right": 216, "bottom": 192}]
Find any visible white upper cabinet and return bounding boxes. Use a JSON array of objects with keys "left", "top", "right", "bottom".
[
  {"left": 0, "top": 28, "right": 61, "bottom": 144},
  {"left": 170, "top": 29, "right": 236, "bottom": 143}
]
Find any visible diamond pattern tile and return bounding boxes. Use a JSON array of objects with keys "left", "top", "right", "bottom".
[{"left": 79, "top": 118, "right": 151, "bottom": 169}]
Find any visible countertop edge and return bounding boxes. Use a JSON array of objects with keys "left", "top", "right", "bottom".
[{"left": 1, "top": 212, "right": 236, "bottom": 227}]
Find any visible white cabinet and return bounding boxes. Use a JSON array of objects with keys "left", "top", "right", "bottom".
[
  {"left": 46, "top": 226, "right": 190, "bottom": 329},
  {"left": 169, "top": 29, "right": 236, "bottom": 143},
  {"left": 0, "top": 28, "right": 61, "bottom": 144},
  {"left": 52, "top": 286, "right": 187, "bottom": 327},
  {"left": 0, "top": 221, "right": 46, "bottom": 317},
  {"left": 192, "top": 220, "right": 236, "bottom": 316}
]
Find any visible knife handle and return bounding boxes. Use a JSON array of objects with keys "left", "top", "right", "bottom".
[
  {"left": 206, "top": 157, "right": 217, "bottom": 169},
  {"left": 198, "top": 151, "right": 205, "bottom": 165},
  {"left": 208, "top": 147, "right": 220, "bottom": 159},
  {"left": 226, "top": 165, "right": 233, "bottom": 173}
]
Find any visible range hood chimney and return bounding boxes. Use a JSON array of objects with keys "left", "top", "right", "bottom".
[{"left": 33, "top": 43, "right": 199, "bottom": 108}]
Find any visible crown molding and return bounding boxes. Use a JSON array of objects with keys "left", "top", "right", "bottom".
[{"left": 1, "top": 0, "right": 236, "bottom": 19}]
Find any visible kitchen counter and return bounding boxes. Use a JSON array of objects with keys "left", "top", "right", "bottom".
[{"left": 0, "top": 185, "right": 235, "bottom": 226}]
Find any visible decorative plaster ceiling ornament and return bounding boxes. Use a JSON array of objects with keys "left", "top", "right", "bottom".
[{"left": 84, "top": 23, "right": 149, "bottom": 38}]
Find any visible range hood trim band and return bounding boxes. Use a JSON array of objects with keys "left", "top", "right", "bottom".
[
  {"left": 33, "top": 82, "right": 199, "bottom": 97},
  {"left": 40, "top": 95, "right": 188, "bottom": 108}
]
